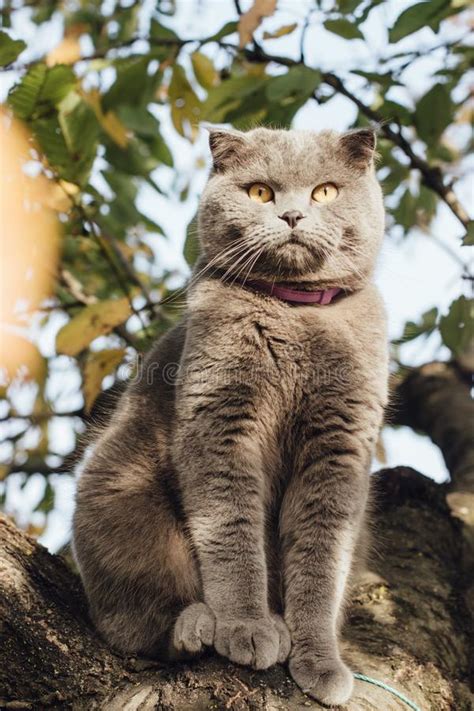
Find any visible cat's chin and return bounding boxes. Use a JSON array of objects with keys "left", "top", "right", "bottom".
[{"left": 252, "top": 254, "right": 326, "bottom": 282}]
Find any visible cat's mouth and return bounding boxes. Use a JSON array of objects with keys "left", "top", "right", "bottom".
[{"left": 273, "top": 230, "right": 331, "bottom": 261}]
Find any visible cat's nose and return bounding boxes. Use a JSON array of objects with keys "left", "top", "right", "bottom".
[{"left": 278, "top": 210, "right": 305, "bottom": 229}]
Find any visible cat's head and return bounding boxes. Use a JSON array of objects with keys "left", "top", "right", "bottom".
[{"left": 198, "top": 126, "right": 384, "bottom": 291}]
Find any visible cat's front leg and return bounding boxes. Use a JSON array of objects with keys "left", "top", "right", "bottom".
[
  {"left": 281, "top": 415, "right": 376, "bottom": 706},
  {"left": 173, "top": 379, "right": 290, "bottom": 669}
]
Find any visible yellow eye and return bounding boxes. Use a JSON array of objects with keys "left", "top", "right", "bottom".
[
  {"left": 312, "top": 182, "right": 339, "bottom": 204},
  {"left": 248, "top": 183, "right": 274, "bottom": 203}
]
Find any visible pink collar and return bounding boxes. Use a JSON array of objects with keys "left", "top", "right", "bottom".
[{"left": 246, "top": 281, "right": 342, "bottom": 305}]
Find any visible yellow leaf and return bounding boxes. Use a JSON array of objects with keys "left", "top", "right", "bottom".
[
  {"left": 238, "top": 0, "right": 277, "bottom": 48},
  {"left": 46, "top": 36, "right": 81, "bottom": 66},
  {"left": 44, "top": 180, "right": 79, "bottom": 212},
  {"left": 83, "top": 348, "right": 125, "bottom": 412},
  {"left": 263, "top": 23, "right": 298, "bottom": 40},
  {"left": 100, "top": 110, "right": 129, "bottom": 148},
  {"left": 82, "top": 89, "right": 129, "bottom": 148},
  {"left": 55, "top": 298, "right": 131, "bottom": 356},
  {"left": 191, "top": 51, "right": 219, "bottom": 90},
  {"left": 26, "top": 522, "right": 46, "bottom": 538},
  {"left": 169, "top": 64, "right": 202, "bottom": 142}
]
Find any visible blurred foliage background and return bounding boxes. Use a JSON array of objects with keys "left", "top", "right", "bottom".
[{"left": 0, "top": 0, "right": 472, "bottom": 547}]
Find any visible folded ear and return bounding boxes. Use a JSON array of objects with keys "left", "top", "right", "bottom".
[
  {"left": 339, "top": 128, "right": 377, "bottom": 168},
  {"left": 207, "top": 127, "right": 248, "bottom": 172}
]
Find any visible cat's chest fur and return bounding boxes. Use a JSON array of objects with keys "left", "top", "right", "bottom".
[{"left": 184, "top": 279, "right": 388, "bottom": 416}]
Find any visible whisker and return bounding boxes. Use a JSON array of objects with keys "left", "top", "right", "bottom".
[
  {"left": 242, "top": 247, "right": 265, "bottom": 287},
  {"left": 220, "top": 242, "right": 259, "bottom": 284},
  {"left": 160, "top": 239, "right": 249, "bottom": 306}
]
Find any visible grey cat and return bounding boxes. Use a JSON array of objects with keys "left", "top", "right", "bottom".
[{"left": 72, "top": 126, "right": 388, "bottom": 706}]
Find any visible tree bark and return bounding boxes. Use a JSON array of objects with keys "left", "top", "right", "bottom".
[
  {"left": 0, "top": 467, "right": 472, "bottom": 710},
  {"left": 393, "top": 362, "right": 474, "bottom": 619}
]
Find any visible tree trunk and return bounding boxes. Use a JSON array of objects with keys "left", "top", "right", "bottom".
[{"left": 0, "top": 467, "right": 472, "bottom": 710}]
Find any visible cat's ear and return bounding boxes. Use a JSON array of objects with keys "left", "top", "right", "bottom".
[
  {"left": 206, "top": 126, "right": 248, "bottom": 172},
  {"left": 339, "top": 128, "right": 377, "bottom": 168}
]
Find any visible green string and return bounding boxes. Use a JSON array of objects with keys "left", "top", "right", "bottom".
[{"left": 354, "top": 672, "right": 422, "bottom": 711}]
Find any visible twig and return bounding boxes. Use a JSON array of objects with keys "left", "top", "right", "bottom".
[
  {"left": 300, "top": 9, "right": 314, "bottom": 64},
  {"left": 99, "top": 231, "right": 157, "bottom": 316},
  {"left": 78, "top": 209, "right": 151, "bottom": 337}
]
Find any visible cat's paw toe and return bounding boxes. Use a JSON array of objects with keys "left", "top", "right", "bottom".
[
  {"left": 173, "top": 602, "right": 215, "bottom": 655},
  {"left": 271, "top": 614, "right": 291, "bottom": 663},
  {"left": 214, "top": 617, "right": 280, "bottom": 670},
  {"left": 289, "top": 654, "right": 354, "bottom": 706}
]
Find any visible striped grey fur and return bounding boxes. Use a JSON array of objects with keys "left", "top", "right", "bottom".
[{"left": 72, "top": 127, "right": 388, "bottom": 706}]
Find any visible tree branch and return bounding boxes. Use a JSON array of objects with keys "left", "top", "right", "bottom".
[
  {"left": 393, "top": 361, "right": 474, "bottom": 625},
  {"left": 1, "top": 468, "right": 472, "bottom": 709}
]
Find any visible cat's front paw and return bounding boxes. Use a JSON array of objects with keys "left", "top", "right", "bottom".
[
  {"left": 173, "top": 602, "right": 215, "bottom": 656},
  {"left": 214, "top": 614, "right": 290, "bottom": 670},
  {"left": 289, "top": 651, "right": 354, "bottom": 706}
]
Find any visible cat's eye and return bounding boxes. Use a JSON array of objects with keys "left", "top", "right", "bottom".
[
  {"left": 312, "top": 182, "right": 339, "bottom": 204},
  {"left": 248, "top": 183, "right": 274, "bottom": 203}
]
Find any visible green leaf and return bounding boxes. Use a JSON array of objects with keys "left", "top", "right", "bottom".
[
  {"left": 8, "top": 64, "right": 47, "bottom": 119},
  {"left": 415, "top": 185, "right": 438, "bottom": 228},
  {"left": 203, "top": 75, "right": 267, "bottom": 123},
  {"left": 356, "top": 0, "right": 385, "bottom": 24},
  {"left": 114, "top": 105, "right": 173, "bottom": 167},
  {"left": 394, "top": 307, "right": 438, "bottom": 344},
  {"left": 184, "top": 213, "right": 200, "bottom": 267},
  {"left": 37, "top": 119, "right": 95, "bottom": 185},
  {"left": 381, "top": 161, "right": 409, "bottom": 194},
  {"left": 104, "top": 167, "right": 137, "bottom": 199},
  {"left": 59, "top": 92, "right": 99, "bottom": 156},
  {"left": 352, "top": 70, "right": 400, "bottom": 90},
  {"left": 414, "top": 83, "right": 452, "bottom": 144},
  {"left": 148, "top": 132, "right": 174, "bottom": 167},
  {"left": 376, "top": 99, "right": 412, "bottom": 126},
  {"left": 191, "top": 51, "right": 218, "bottom": 90},
  {"left": 40, "top": 64, "right": 76, "bottom": 105},
  {"left": 266, "top": 66, "right": 320, "bottom": 103},
  {"left": 392, "top": 189, "right": 416, "bottom": 233},
  {"left": 56, "top": 298, "right": 132, "bottom": 356},
  {"left": 8, "top": 64, "right": 76, "bottom": 120},
  {"left": 336, "top": 0, "right": 362, "bottom": 11},
  {"left": 439, "top": 296, "right": 474, "bottom": 358},
  {"left": 0, "top": 30, "right": 26, "bottom": 66},
  {"left": 389, "top": 0, "right": 449, "bottom": 43},
  {"left": 117, "top": 105, "right": 160, "bottom": 137},
  {"left": 205, "top": 21, "right": 238, "bottom": 43},
  {"left": 103, "top": 56, "right": 151, "bottom": 110},
  {"left": 264, "top": 66, "right": 321, "bottom": 126},
  {"left": 150, "top": 18, "right": 179, "bottom": 41},
  {"left": 324, "top": 19, "right": 363, "bottom": 40},
  {"left": 105, "top": 137, "right": 160, "bottom": 178},
  {"left": 462, "top": 222, "right": 474, "bottom": 247}
]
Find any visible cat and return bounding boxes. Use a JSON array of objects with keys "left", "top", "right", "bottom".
[{"left": 72, "top": 126, "right": 388, "bottom": 706}]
